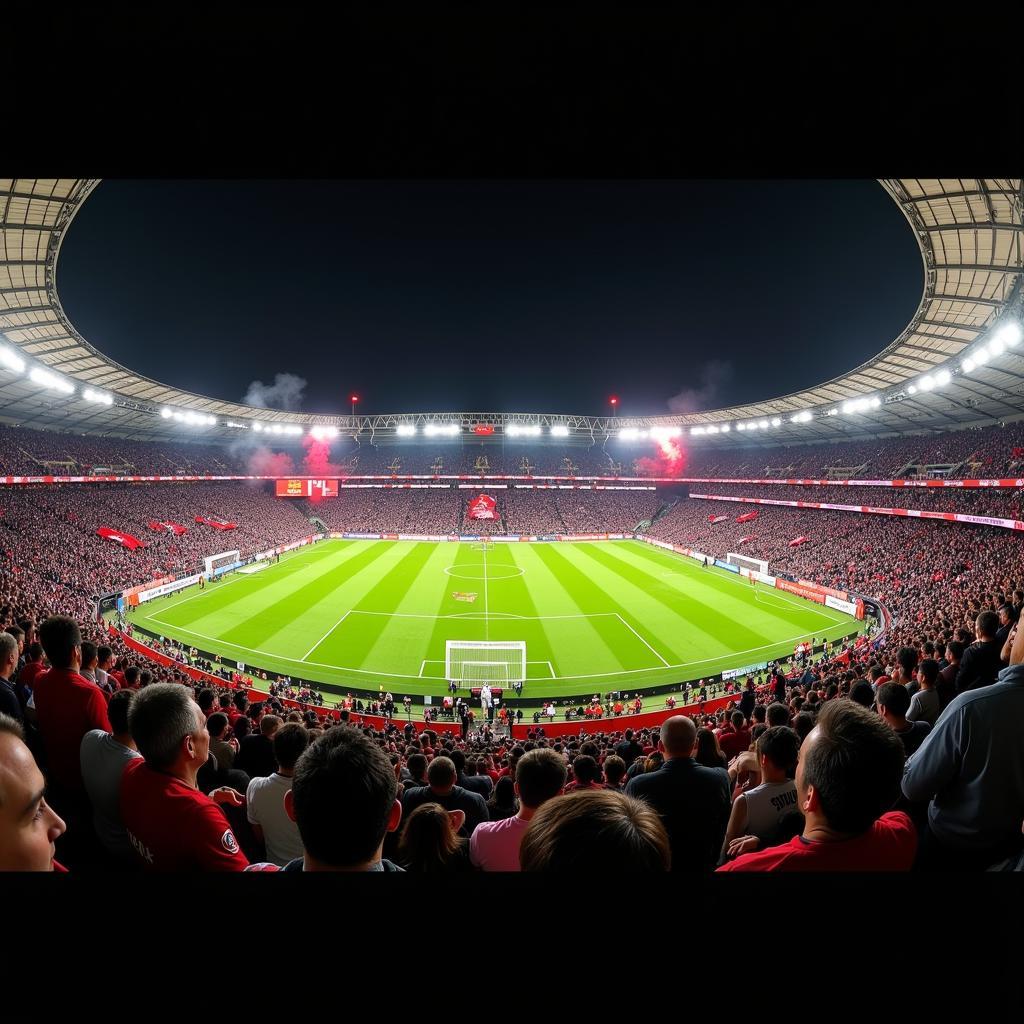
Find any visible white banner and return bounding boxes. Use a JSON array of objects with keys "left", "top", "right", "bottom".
[
  {"left": 137, "top": 573, "right": 202, "bottom": 604},
  {"left": 825, "top": 594, "right": 858, "bottom": 615}
]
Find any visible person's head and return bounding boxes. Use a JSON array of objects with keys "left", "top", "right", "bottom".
[
  {"left": 24, "top": 642, "right": 43, "bottom": 665},
  {"left": 876, "top": 682, "right": 911, "bottom": 727},
  {"left": 998, "top": 603, "right": 1016, "bottom": 627},
  {"left": 233, "top": 716, "right": 251, "bottom": 741},
  {"left": 850, "top": 680, "right": 876, "bottom": 709},
  {"left": 945, "top": 640, "right": 965, "bottom": 665},
  {"left": 406, "top": 752, "right": 427, "bottom": 782},
  {"left": 976, "top": 610, "right": 999, "bottom": 641},
  {"left": 752, "top": 705, "right": 767, "bottom": 726},
  {"left": 917, "top": 659, "right": 939, "bottom": 690},
  {"left": 757, "top": 725, "right": 801, "bottom": 781},
  {"left": 0, "top": 715, "right": 66, "bottom": 871},
  {"left": 896, "top": 647, "right": 918, "bottom": 680},
  {"left": 603, "top": 754, "right": 627, "bottom": 789},
  {"left": 207, "top": 712, "right": 229, "bottom": 739},
  {"left": 793, "top": 711, "right": 816, "bottom": 743},
  {"left": 197, "top": 689, "right": 217, "bottom": 714},
  {"left": 38, "top": 616, "right": 82, "bottom": 672},
  {"left": 397, "top": 802, "right": 465, "bottom": 871},
  {"left": 796, "top": 700, "right": 905, "bottom": 837},
  {"left": 128, "top": 683, "right": 208, "bottom": 774},
  {"left": 514, "top": 748, "right": 567, "bottom": 811},
  {"left": 97, "top": 645, "right": 113, "bottom": 669},
  {"left": 285, "top": 727, "right": 402, "bottom": 870},
  {"left": 693, "top": 729, "right": 720, "bottom": 767},
  {"left": 520, "top": 790, "right": 670, "bottom": 871},
  {"left": 569, "top": 754, "right": 599, "bottom": 786},
  {"left": 107, "top": 689, "right": 134, "bottom": 740},
  {"left": 491, "top": 775, "right": 516, "bottom": 807},
  {"left": 79, "top": 641, "right": 98, "bottom": 671},
  {"left": 660, "top": 715, "right": 697, "bottom": 758},
  {"left": 260, "top": 714, "right": 282, "bottom": 739},
  {"left": 766, "top": 702, "right": 790, "bottom": 728},
  {"left": 0, "top": 633, "right": 18, "bottom": 680},
  {"left": 124, "top": 666, "right": 140, "bottom": 688},
  {"left": 272, "top": 723, "right": 309, "bottom": 773},
  {"left": 426, "top": 756, "right": 457, "bottom": 794},
  {"left": 730, "top": 711, "right": 745, "bottom": 731}
]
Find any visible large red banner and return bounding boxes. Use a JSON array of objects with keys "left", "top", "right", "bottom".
[
  {"left": 195, "top": 516, "right": 238, "bottom": 530},
  {"left": 467, "top": 494, "right": 498, "bottom": 520},
  {"left": 146, "top": 521, "right": 188, "bottom": 535},
  {"left": 96, "top": 527, "right": 146, "bottom": 550}
]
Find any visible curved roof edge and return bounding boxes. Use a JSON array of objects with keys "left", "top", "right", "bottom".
[{"left": 0, "top": 177, "right": 1022, "bottom": 444}]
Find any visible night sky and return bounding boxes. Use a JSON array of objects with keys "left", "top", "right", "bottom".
[{"left": 56, "top": 180, "right": 923, "bottom": 418}]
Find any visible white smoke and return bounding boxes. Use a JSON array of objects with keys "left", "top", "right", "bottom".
[
  {"left": 243, "top": 372, "right": 308, "bottom": 411},
  {"left": 667, "top": 360, "right": 735, "bottom": 414}
]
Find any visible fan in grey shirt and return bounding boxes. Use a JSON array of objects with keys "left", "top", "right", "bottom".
[
  {"left": 906, "top": 659, "right": 941, "bottom": 727},
  {"left": 80, "top": 690, "right": 141, "bottom": 862}
]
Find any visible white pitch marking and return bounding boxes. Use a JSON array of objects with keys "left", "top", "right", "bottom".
[
  {"left": 301, "top": 611, "right": 351, "bottom": 661},
  {"left": 613, "top": 613, "right": 671, "bottom": 667}
]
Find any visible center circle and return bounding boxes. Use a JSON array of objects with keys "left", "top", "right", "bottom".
[{"left": 444, "top": 564, "right": 525, "bottom": 581}]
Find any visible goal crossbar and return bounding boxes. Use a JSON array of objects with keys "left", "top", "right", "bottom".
[{"left": 445, "top": 640, "right": 526, "bottom": 683}]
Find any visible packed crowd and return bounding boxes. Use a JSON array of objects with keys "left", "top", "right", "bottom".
[{"left": 0, "top": 483, "right": 314, "bottom": 596}]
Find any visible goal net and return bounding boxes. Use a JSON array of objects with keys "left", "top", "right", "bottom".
[
  {"left": 446, "top": 640, "right": 526, "bottom": 683},
  {"left": 726, "top": 552, "right": 769, "bottom": 576},
  {"left": 204, "top": 550, "right": 242, "bottom": 578}
]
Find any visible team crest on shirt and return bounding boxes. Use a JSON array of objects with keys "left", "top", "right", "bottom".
[{"left": 221, "top": 829, "right": 240, "bottom": 854}]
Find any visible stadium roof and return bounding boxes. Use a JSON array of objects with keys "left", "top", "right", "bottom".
[{"left": 0, "top": 177, "right": 1022, "bottom": 446}]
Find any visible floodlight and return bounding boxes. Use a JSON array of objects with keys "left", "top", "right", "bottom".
[
  {"left": 550, "top": 424, "right": 570, "bottom": 437},
  {"left": 934, "top": 368, "right": 951, "bottom": 386},
  {"left": 771, "top": 417, "right": 781, "bottom": 426},
  {"left": 758, "top": 419, "right": 769, "bottom": 428},
  {"left": 908, "top": 384, "right": 918, "bottom": 395},
  {"left": 993, "top": 321, "right": 1021, "bottom": 348},
  {"left": 989, "top": 337, "right": 1006, "bottom": 357},
  {"left": 919, "top": 375, "right": 935, "bottom": 391},
  {"left": 974, "top": 346, "right": 991, "bottom": 365},
  {"left": 720, "top": 423, "right": 730, "bottom": 432},
  {"left": 960, "top": 358, "right": 975, "bottom": 374},
  {"left": 737, "top": 422, "right": 746, "bottom": 431},
  {"left": 310, "top": 425, "right": 339, "bottom": 440},
  {"left": 0, "top": 346, "right": 26, "bottom": 374},
  {"left": 396, "top": 424, "right": 416, "bottom": 437}
]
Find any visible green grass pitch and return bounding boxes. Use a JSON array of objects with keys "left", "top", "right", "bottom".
[{"left": 127, "top": 539, "right": 862, "bottom": 703}]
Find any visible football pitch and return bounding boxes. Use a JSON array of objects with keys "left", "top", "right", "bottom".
[{"left": 128, "top": 539, "right": 862, "bottom": 700}]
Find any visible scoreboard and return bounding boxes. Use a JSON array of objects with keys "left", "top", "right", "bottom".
[{"left": 275, "top": 479, "right": 339, "bottom": 498}]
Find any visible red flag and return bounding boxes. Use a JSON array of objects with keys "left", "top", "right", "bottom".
[
  {"left": 467, "top": 495, "right": 497, "bottom": 520},
  {"left": 788, "top": 536, "right": 808, "bottom": 547},
  {"left": 97, "top": 527, "right": 146, "bottom": 550},
  {"left": 195, "top": 516, "right": 237, "bottom": 530},
  {"left": 736, "top": 511, "right": 758, "bottom": 523}
]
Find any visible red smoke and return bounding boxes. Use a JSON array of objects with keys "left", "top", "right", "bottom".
[
  {"left": 301, "top": 436, "right": 342, "bottom": 502},
  {"left": 636, "top": 439, "right": 687, "bottom": 478},
  {"left": 248, "top": 447, "right": 295, "bottom": 476}
]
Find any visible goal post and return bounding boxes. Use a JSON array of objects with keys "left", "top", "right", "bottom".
[
  {"left": 445, "top": 640, "right": 526, "bottom": 683},
  {"left": 204, "top": 549, "right": 242, "bottom": 578},
  {"left": 726, "top": 552, "right": 769, "bottom": 576}
]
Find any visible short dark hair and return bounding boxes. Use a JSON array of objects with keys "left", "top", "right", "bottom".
[
  {"left": 272, "top": 723, "right": 309, "bottom": 772},
  {"left": 207, "top": 712, "right": 228, "bottom": 738},
  {"left": 79, "top": 641, "right": 97, "bottom": 668},
  {"left": 946, "top": 640, "right": 965, "bottom": 661},
  {"left": 877, "top": 681, "right": 911, "bottom": 718},
  {"left": 801, "top": 700, "right": 905, "bottom": 835},
  {"left": 406, "top": 752, "right": 427, "bottom": 780},
  {"left": 97, "top": 645, "right": 112, "bottom": 665},
  {"left": 124, "top": 666, "right": 140, "bottom": 685},
  {"left": 233, "top": 691, "right": 248, "bottom": 710},
  {"left": 766, "top": 702, "right": 790, "bottom": 728},
  {"left": 897, "top": 647, "right": 918, "bottom": 676},
  {"left": 515, "top": 749, "right": 567, "bottom": 809},
  {"left": 603, "top": 754, "right": 627, "bottom": 787},
  {"left": 976, "top": 610, "right": 999, "bottom": 639},
  {"left": 570, "top": 754, "right": 599, "bottom": 785},
  {"left": 850, "top": 680, "right": 875, "bottom": 708},
  {"left": 25, "top": 642, "right": 43, "bottom": 662},
  {"left": 38, "top": 616, "right": 81, "bottom": 670},
  {"left": 520, "top": 790, "right": 670, "bottom": 871},
  {"left": 107, "top": 689, "right": 134, "bottom": 735},
  {"left": 917, "top": 659, "right": 940, "bottom": 686},
  {"left": 757, "top": 726, "right": 800, "bottom": 778},
  {"left": 793, "top": 711, "right": 816, "bottom": 742},
  {"left": 291, "top": 727, "right": 399, "bottom": 867},
  {"left": 197, "top": 689, "right": 217, "bottom": 712},
  {"left": 448, "top": 748, "right": 466, "bottom": 773},
  {"left": 427, "top": 756, "right": 456, "bottom": 789}
]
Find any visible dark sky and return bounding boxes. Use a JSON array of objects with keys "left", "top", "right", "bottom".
[{"left": 56, "top": 180, "right": 922, "bottom": 417}]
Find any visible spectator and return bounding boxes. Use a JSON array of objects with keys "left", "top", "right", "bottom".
[
  {"left": 955, "top": 611, "right": 1002, "bottom": 694},
  {"left": 907, "top": 659, "right": 941, "bottom": 727},
  {"left": 901, "top": 624, "right": 1024, "bottom": 871},
  {"left": 450, "top": 748, "right": 492, "bottom": 800},
  {"left": 485, "top": 776, "right": 518, "bottom": 821},
  {"left": 766, "top": 703, "right": 790, "bottom": 728},
  {"left": 937, "top": 641, "right": 964, "bottom": 709},
  {"left": 850, "top": 680, "right": 876, "bottom": 709},
  {"left": 235, "top": 714, "right": 281, "bottom": 779},
  {"left": 33, "top": 616, "right": 111, "bottom": 801},
  {"left": 718, "top": 711, "right": 752, "bottom": 760},
  {"left": 397, "top": 803, "right": 472, "bottom": 873},
  {"left": 520, "top": 789, "right": 671, "bottom": 871},
  {"left": 603, "top": 754, "right": 627, "bottom": 790},
  {"left": 401, "top": 756, "right": 488, "bottom": 838},
  {"left": 0, "top": 633, "right": 23, "bottom": 726},
  {"left": 0, "top": 714, "right": 67, "bottom": 871},
  {"left": 14, "top": 642, "right": 46, "bottom": 711},
  {"left": 626, "top": 716, "right": 731, "bottom": 872},
  {"left": 565, "top": 754, "right": 602, "bottom": 792},
  {"left": 245, "top": 723, "right": 309, "bottom": 867},
  {"left": 719, "top": 701, "right": 914, "bottom": 871},
  {"left": 79, "top": 689, "right": 142, "bottom": 864},
  {"left": 207, "top": 713, "right": 236, "bottom": 770},
  {"left": 279, "top": 727, "right": 404, "bottom": 872},
  {"left": 693, "top": 728, "right": 727, "bottom": 771},
  {"left": 120, "top": 683, "right": 248, "bottom": 871},
  {"left": 720, "top": 726, "right": 801, "bottom": 858},
  {"left": 614, "top": 728, "right": 643, "bottom": 765},
  {"left": 470, "top": 748, "right": 566, "bottom": 872},
  {"left": 876, "top": 682, "right": 931, "bottom": 758},
  {"left": 405, "top": 752, "right": 429, "bottom": 789}
]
